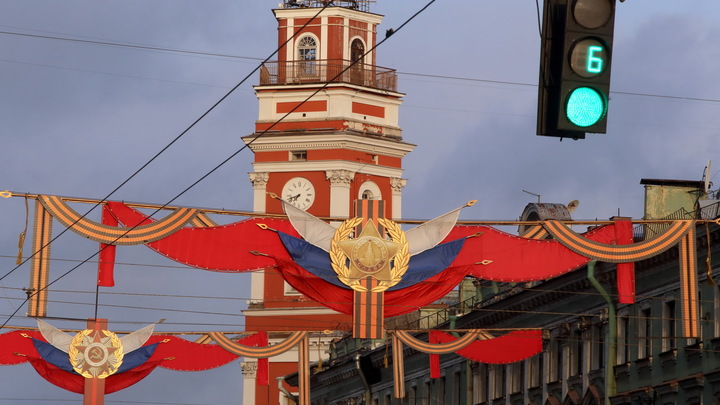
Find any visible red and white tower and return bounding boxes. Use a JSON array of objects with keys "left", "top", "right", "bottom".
[{"left": 241, "top": 1, "right": 413, "bottom": 403}]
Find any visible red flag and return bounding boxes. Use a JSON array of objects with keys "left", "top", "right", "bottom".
[{"left": 98, "top": 205, "right": 117, "bottom": 287}]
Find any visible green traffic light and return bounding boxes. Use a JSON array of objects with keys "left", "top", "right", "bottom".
[{"left": 565, "top": 87, "right": 607, "bottom": 127}]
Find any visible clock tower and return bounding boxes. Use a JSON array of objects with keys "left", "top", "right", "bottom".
[{"left": 241, "top": 1, "right": 414, "bottom": 403}]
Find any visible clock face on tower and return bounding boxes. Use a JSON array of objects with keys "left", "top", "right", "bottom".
[{"left": 282, "top": 177, "right": 315, "bottom": 210}]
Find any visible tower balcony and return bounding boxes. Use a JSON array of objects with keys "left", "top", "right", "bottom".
[{"left": 259, "top": 59, "right": 398, "bottom": 93}]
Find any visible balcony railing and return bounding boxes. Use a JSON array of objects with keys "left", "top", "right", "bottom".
[
  {"left": 280, "top": 0, "right": 374, "bottom": 12},
  {"left": 259, "top": 59, "right": 398, "bottom": 92}
]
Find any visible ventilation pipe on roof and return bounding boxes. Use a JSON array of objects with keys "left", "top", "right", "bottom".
[
  {"left": 355, "top": 353, "right": 372, "bottom": 404},
  {"left": 587, "top": 260, "right": 616, "bottom": 405},
  {"left": 276, "top": 376, "right": 298, "bottom": 404}
]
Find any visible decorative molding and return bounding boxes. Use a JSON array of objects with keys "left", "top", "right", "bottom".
[
  {"left": 240, "top": 361, "right": 257, "bottom": 379},
  {"left": 248, "top": 172, "right": 270, "bottom": 190},
  {"left": 252, "top": 160, "right": 402, "bottom": 179},
  {"left": 326, "top": 170, "right": 354, "bottom": 186},
  {"left": 390, "top": 178, "right": 406, "bottom": 193},
  {"left": 242, "top": 133, "right": 414, "bottom": 158}
]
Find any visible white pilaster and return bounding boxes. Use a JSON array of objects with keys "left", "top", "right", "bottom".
[
  {"left": 321, "top": 16, "right": 328, "bottom": 60},
  {"left": 326, "top": 169, "right": 354, "bottom": 218},
  {"left": 249, "top": 172, "right": 270, "bottom": 213},
  {"left": 390, "top": 177, "right": 406, "bottom": 220},
  {"left": 241, "top": 361, "right": 258, "bottom": 405}
]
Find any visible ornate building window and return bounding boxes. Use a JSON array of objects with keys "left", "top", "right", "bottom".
[
  {"left": 617, "top": 312, "right": 630, "bottom": 364},
  {"left": 350, "top": 38, "right": 365, "bottom": 85},
  {"left": 297, "top": 35, "right": 318, "bottom": 75},
  {"left": 472, "top": 365, "right": 488, "bottom": 404},
  {"left": 290, "top": 150, "right": 307, "bottom": 161},
  {"left": 662, "top": 298, "right": 677, "bottom": 352},
  {"left": 358, "top": 180, "right": 381, "bottom": 200},
  {"left": 638, "top": 305, "right": 652, "bottom": 359}
]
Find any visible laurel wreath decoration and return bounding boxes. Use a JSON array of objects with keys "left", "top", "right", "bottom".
[
  {"left": 330, "top": 217, "right": 364, "bottom": 289},
  {"left": 330, "top": 217, "right": 409, "bottom": 293},
  {"left": 69, "top": 329, "right": 124, "bottom": 379},
  {"left": 376, "top": 218, "right": 409, "bottom": 292}
]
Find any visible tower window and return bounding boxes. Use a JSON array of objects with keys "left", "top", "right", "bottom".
[
  {"left": 290, "top": 151, "right": 307, "bottom": 161},
  {"left": 350, "top": 38, "right": 365, "bottom": 64},
  {"left": 350, "top": 38, "right": 365, "bottom": 85},
  {"left": 297, "top": 35, "right": 317, "bottom": 76}
]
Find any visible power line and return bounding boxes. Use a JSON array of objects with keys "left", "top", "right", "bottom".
[
  {"left": 0, "top": 29, "right": 265, "bottom": 62},
  {"left": 4, "top": 26, "right": 719, "bottom": 105},
  {"left": 0, "top": 4, "right": 335, "bottom": 328},
  {"left": 0, "top": 0, "right": 441, "bottom": 329}
]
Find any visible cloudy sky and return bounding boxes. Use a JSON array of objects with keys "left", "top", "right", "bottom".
[{"left": 1, "top": 0, "right": 719, "bottom": 403}]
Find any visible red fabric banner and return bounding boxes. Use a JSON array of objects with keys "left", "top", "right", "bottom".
[
  {"left": 256, "top": 331, "right": 269, "bottom": 386},
  {"left": 0, "top": 330, "right": 43, "bottom": 365},
  {"left": 1, "top": 330, "right": 269, "bottom": 394},
  {"left": 98, "top": 205, "right": 117, "bottom": 287},
  {"left": 614, "top": 221, "right": 636, "bottom": 303},
  {"left": 429, "top": 332, "right": 441, "bottom": 379},
  {"left": 146, "top": 333, "right": 266, "bottom": 371},
  {"left": 25, "top": 354, "right": 162, "bottom": 394},
  {"left": 445, "top": 224, "right": 619, "bottom": 282},
  {"left": 106, "top": 202, "right": 296, "bottom": 272},
  {"left": 430, "top": 330, "right": 543, "bottom": 364},
  {"left": 275, "top": 258, "right": 470, "bottom": 317}
]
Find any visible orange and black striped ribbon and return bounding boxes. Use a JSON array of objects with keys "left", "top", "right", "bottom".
[
  {"left": 38, "top": 195, "right": 197, "bottom": 245},
  {"left": 190, "top": 212, "right": 218, "bottom": 227},
  {"left": 298, "top": 334, "right": 310, "bottom": 405},
  {"left": 353, "top": 277, "right": 384, "bottom": 339},
  {"left": 354, "top": 199, "right": 385, "bottom": 235},
  {"left": 207, "top": 330, "right": 307, "bottom": 358},
  {"left": 521, "top": 225, "right": 548, "bottom": 239},
  {"left": 680, "top": 227, "right": 699, "bottom": 338},
  {"left": 28, "top": 200, "right": 52, "bottom": 318},
  {"left": 392, "top": 333, "right": 405, "bottom": 399},
  {"left": 393, "top": 330, "right": 484, "bottom": 354},
  {"left": 543, "top": 220, "right": 694, "bottom": 262},
  {"left": 352, "top": 199, "right": 386, "bottom": 340}
]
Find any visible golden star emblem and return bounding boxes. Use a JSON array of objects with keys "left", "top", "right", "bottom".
[
  {"left": 69, "top": 329, "right": 124, "bottom": 379},
  {"left": 337, "top": 221, "right": 399, "bottom": 284}
]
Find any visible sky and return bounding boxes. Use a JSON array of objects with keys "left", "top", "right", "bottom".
[{"left": 1, "top": 0, "right": 720, "bottom": 403}]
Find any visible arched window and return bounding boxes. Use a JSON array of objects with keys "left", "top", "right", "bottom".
[
  {"left": 350, "top": 38, "right": 365, "bottom": 64},
  {"left": 297, "top": 36, "right": 317, "bottom": 61},
  {"left": 358, "top": 181, "right": 382, "bottom": 201},
  {"left": 297, "top": 35, "right": 318, "bottom": 76},
  {"left": 350, "top": 38, "right": 365, "bottom": 85}
]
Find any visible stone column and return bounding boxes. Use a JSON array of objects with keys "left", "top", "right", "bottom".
[
  {"left": 240, "top": 361, "right": 258, "bottom": 405},
  {"left": 390, "top": 178, "right": 407, "bottom": 220},
  {"left": 248, "top": 172, "right": 268, "bottom": 306},
  {"left": 326, "top": 170, "right": 354, "bottom": 219},
  {"left": 248, "top": 172, "right": 269, "bottom": 213}
]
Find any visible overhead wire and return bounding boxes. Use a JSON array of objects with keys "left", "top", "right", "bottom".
[
  {"left": 4, "top": 23, "right": 720, "bottom": 105},
  {"left": 1, "top": 1, "right": 716, "bottom": 333},
  {"left": 0, "top": 0, "right": 442, "bottom": 329},
  {"left": 0, "top": 3, "right": 330, "bottom": 285},
  {"left": 1, "top": 246, "right": 719, "bottom": 318},
  {"left": 0, "top": 3, "right": 335, "bottom": 329},
  {"left": 0, "top": 29, "right": 265, "bottom": 62}
]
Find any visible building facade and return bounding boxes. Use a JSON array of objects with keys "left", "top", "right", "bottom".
[{"left": 294, "top": 181, "right": 720, "bottom": 405}]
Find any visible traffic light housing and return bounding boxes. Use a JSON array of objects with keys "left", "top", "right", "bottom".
[{"left": 537, "top": 0, "right": 616, "bottom": 138}]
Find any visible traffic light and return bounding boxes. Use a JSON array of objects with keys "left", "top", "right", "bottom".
[{"left": 537, "top": 0, "right": 616, "bottom": 138}]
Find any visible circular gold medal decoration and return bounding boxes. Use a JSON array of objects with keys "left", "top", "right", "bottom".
[
  {"left": 351, "top": 236, "right": 389, "bottom": 274},
  {"left": 69, "top": 329, "right": 124, "bottom": 379}
]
